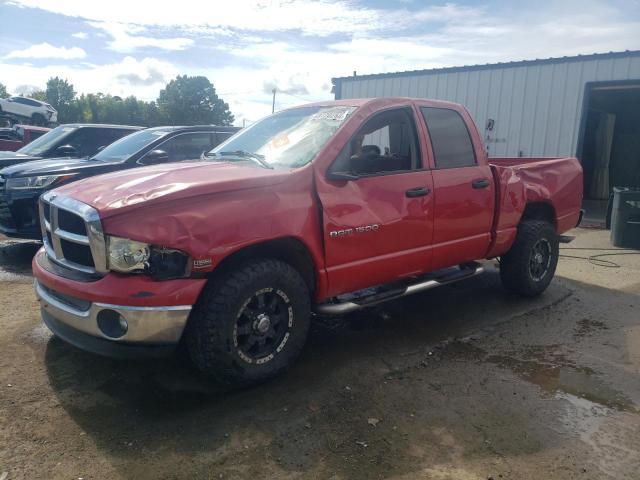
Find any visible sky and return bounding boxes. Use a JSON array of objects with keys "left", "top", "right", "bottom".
[{"left": 1, "top": 0, "right": 639, "bottom": 125}]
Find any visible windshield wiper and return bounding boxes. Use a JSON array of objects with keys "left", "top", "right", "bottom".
[{"left": 209, "top": 150, "right": 273, "bottom": 169}]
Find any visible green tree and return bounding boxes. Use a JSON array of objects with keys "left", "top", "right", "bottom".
[
  {"left": 45, "top": 77, "right": 77, "bottom": 123},
  {"left": 30, "top": 89, "right": 46, "bottom": 101},
  {"left": 0, "top": 82, "right": 7, "bottom": 98},
  {"left": 158, "top": 75, "right": 234, "bottom": 126}
]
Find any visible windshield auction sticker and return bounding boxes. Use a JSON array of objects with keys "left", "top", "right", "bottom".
[
  {"left": 270, "top": 134, "right": 290, "bottom": 149},
  {"left": 311, "top": 106, "right": 354, "bottom": 122}
]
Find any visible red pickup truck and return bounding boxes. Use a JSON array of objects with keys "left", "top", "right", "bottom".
[
  {"left": 33, "top": 98, "right": 583, "bottom": 385},
  {"left": 0, "top": 124, "right": 50, "bottom": 151}
]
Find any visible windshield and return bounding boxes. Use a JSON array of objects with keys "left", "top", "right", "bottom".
[
  {"left": 208, "top": 106, "right": 355, "bottom": 168},
  {"left": 91, "top": 129, "right": 169, "bottom": 162},
  {"left": 17, "top": 125, "right": 77, "bottom": 156}
]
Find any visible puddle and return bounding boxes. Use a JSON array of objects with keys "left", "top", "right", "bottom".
[
  {"left": 486, "top": 346, "right": 637, "bottom": 413},
  {"left": 555, "top": 391, "right": 640, "bottom": 477}
]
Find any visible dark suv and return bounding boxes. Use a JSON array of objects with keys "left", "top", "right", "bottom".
[
  {"left": 0, "top": 124, "right": 143, "bottom": 169},
  {"left": 0, "top": 125, "right": 239, "bottom": 239}
]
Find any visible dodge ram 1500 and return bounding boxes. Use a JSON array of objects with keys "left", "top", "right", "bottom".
[{"left": 32, "top": 98, "right": 583, "bottom": 386}]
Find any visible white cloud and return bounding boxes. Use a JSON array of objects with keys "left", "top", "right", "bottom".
[
  {"left": 9, "top": 0, "right": 382, "bottom": 36},
  {"left": 0, "top": 56, "right": 178, "bottom": 99},
  {"left": 71, "top": 31, "right": 88, "bottom": 39},
  {"left": 3, "top": 0, "right": 640, "bottom": 126},
  {"left": 4, "top": 42, "right": 86, "bottom": 60},
  {"left": 88, "top": 22, "right": 193, "bottom": 53}
]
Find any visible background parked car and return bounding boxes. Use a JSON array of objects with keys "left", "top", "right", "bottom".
[
  {"left": 0, "top": 124, "right": 51, "bottom": 152},
  {"left": 0, "top": 125, "right": 240, "bottom": 239},
  {"left": 0, "top": 96, "right": 58, "bottom": 126},
  {"left": 0, "top": 123, "right": 143, "bottom": 169}
]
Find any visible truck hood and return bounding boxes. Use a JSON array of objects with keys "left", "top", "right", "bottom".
[
  {"left": 0, "top": 152, "right": 43, "bottom": 168},
  {"left": 54, "top": 160, "right": 290, "bottom": 217},
  {"left": 1, "top": 156, "right": 120, "bottom": 177}
]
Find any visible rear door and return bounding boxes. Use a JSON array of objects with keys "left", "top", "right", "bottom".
[
  {"left": 418, "top": 106, "right": 495, "bottom": 269},
  {"left": 316, "top": 105, "right": 434, "bottom": 296}
]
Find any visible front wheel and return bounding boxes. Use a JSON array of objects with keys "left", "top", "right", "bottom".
[
  {"left": 186, "top": 259, "right": 311, "bottom": 386},
  {"left": 500, "top": 220, "right": 559, "bottom": 297}
]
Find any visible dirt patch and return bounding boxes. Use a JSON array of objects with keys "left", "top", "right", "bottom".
[{"left": 1, "top": 228, "right": 640, "bottom": 479}]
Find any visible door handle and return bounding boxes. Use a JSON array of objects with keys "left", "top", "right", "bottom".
[
  {"left": 405, "top": 186, "right": 431, "bottom": 198},
  {"left": 472, "top": 178, "right": 490, "bottom": 189}
]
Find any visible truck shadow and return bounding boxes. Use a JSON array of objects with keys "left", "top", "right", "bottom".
[
  {"left": 41, "top": 271, "right": 639, "bottom": 478},
  {"left": 0, "top": 238, "right": 40, "bottom": 276}
]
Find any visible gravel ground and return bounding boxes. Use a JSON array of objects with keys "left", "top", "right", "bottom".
[{"left": 0, "top": 228, "right": 639, "bottom": 480}]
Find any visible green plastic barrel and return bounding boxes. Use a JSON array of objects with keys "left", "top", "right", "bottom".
[{"left": 610, "top": 187, "right": 640, "bottom": 248}]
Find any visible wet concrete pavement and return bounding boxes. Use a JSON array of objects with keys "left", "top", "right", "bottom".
[{"left": 0, "top": 229, "right": 639, "bottom": 479}]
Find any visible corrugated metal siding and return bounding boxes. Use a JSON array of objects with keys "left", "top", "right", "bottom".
[{"left": 337, "top": 54, "right": 640, "bottom": 157}]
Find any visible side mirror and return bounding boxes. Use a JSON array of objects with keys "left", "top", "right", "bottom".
[
  {"left": 55, "top": 144, "right": 77, "bottom": 156},
  {"left": 139, "top": 149, "right": 169, "bottom": 165}
]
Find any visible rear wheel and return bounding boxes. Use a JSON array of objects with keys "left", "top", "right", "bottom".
[
  {"left": 186, "top": 259, "right": 311, "bottom": 386},
  {"left": 31, "top": 113, "right": 46, "bottom": 126},
  {"left": 500, "top": 220, "right": 559, "bottom": 297}
]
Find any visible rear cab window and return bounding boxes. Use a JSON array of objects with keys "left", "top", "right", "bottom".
[{"left": 420, "top": 107, "right": 476, "bottom": 169}]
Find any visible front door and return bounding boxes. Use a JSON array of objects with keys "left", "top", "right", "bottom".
[{"left": 316, "top": 106, "right": 434, "bottom": 297}]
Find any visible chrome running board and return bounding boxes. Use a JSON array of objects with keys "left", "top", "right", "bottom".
[{"left": 315, "top": 264, "right": 484, "bottom": 315}]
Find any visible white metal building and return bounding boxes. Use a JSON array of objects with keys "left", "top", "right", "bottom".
[{"left": 332, "top": 51, "right": 640, "bottom": 200}]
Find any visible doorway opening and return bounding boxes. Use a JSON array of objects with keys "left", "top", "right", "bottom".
[
  {"left": 577, "top": 80, "right": 640, "bottom": 220},
  {"left": 578, "top": 81, "right": 640, "bottom": 223}
]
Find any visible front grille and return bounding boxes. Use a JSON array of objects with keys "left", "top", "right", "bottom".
[
  {"left": 58, "top": 209, "right": 86, "bottom": 234},
  {"left": 40, "top": 192, "right": 107, "bottom": 275},
  {"left": 61, "top": 238, "right": 96, "bottom": 267},
  {"left": 0, "top": 176, "right": 15, "bottom": 229}
]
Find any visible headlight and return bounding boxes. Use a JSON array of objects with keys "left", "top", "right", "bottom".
[
  {"left": 106, "top": 235, "right": 190, "bottom": 279},
  {"left": 6, "top": 174, "right": 76, "bottom": 190},
  {"left": 107, "top": 236, "right": 151, "bottom": 273}
]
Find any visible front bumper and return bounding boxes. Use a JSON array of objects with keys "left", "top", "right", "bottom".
[
  {"left": 0, "top": 185, "right": 42, "bottom": 239},
  {"left": 35, "top": 280, "right": 192, "bottom": 357},
  {"left": 33, "top": 249, "right": 206, "bottom": 358}
]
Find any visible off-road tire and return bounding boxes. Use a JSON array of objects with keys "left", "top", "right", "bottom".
[
  {"left": 500, "top": 220, "right": 559, "bottom": 297},
  {"left": 31, "top": 113, "right": 46, "bottom": 126},
  {"left": 186, "top": 259, "right": 311, "bottom": 387}
]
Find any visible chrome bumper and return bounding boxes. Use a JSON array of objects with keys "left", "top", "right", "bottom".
[{"left": 35, "top": 280, "right": 192, "bottom": 345}]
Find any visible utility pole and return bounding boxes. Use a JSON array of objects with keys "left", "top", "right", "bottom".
[{"left": 272, "top": 88, "right": 276, "bottom": 113}]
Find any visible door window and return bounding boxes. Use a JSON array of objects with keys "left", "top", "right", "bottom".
[
  {"left": 157, "top": 133, "right": 214, "bottom": 162},
  {"left": 330, "top": 108, "right": 420, "bottom": 177},
  {"left": 13, "top": 97, "right": 40, "bottom": 107},
  {"left": 420, "top": 107, "right": 476, "bottom": 169},
  {"left": 65, "top": 128, "right": 118, "bottom": 157}
]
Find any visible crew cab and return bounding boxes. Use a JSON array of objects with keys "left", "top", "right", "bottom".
[
  {"left": 0, "top": 123, "right": 142, "bottom": 169},
  {"left": 32, "top": 98, "right": 583, "bottom": 386},
  {"left": 0, "top": 125, "right": 50, "bottom": 151},
  {"left": 0, "top": 125, "right": 239, "bottom": 239}
]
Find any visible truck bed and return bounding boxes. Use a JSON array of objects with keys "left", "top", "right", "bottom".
[{"left": 486, "top": 156, "right": 583, "bottom": 257}]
